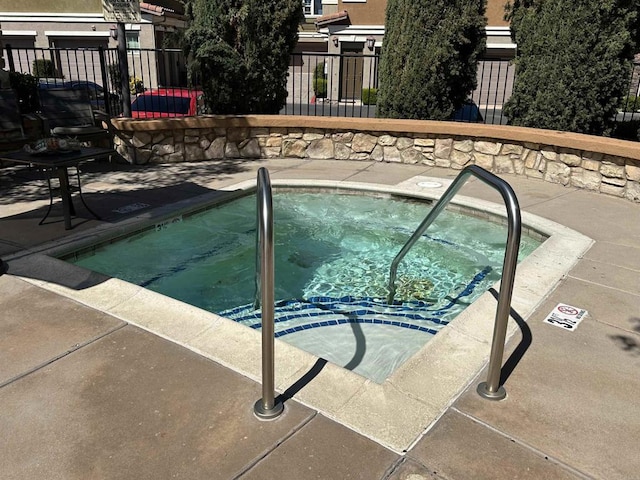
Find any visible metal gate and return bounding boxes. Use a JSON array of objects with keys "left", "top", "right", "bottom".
[{"left": 340, "top": 50, "right": 364, "bottom": 101}]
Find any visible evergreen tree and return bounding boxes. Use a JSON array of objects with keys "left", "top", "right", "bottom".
[
  {"left": 183, "top": 0, "right": 303, "bottom": 114},
  {"left": 377, "top": 0, "right": 487, "bottom": 120},
  {"left": 504, "top": 0, "right": 640, "bottom": 135}
]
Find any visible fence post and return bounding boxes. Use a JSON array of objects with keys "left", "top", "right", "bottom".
[
  {"left": 116, "top": 23, "right": 132, "bottom": 117},
  {"left": 6, "top": 43, "right": 15, "bottom": 72},
  {"left": 98, "top": 46, "right": 112, "bottom": 116}
]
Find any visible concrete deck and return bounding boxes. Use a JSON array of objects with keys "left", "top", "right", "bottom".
[{"left": 0, "top": 158, "right": 638, "bottom": 479}]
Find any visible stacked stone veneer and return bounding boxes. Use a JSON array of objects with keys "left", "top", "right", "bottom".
[{"left": 114, "top": 126, "right": 640, "bottom": 203}]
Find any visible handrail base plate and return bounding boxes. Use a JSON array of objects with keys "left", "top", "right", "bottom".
[
  {"left": 254, "top": 399, "right": 284, "bottom": 420},
  {"left": 477, "top": 382, "right": 507, "bottom": 401}
]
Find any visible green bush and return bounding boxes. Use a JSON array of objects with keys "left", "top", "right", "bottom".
[
  {"left": 313, "top": 78, "right": 327, "bottom": 98},
  {"left": 312, "top": 62, "right": 327, "bottom": 98},
  {"left": 377, "top": 0, "right": 486, "bottom": 120},
  {"left": 313, "top": 62, "right": 326, "bottom": 80},
  {"left": 362, "top": 88, "right": 377, "bottom": 105},
  {"left": 611, "top": 120, "right": 640, "bottom": 141},
  {"left": 129, "top": 76, "right": 145, "bottom": 95},
  {"left": 504, "top": 0, "right": 639, "bottom": 135},
  {"left": 107, "top": 65, "right": 145, "bottom": 95},
  {"left": 9, "top": 72, "right": 39, "bottom": 114},
  {"left": 32, "top": 59, "right": 60, "bottom": 78},
  {"left": 184, "top": 0, "right": 304, "bottom": 114},
  {"left": 108, "top": 64, "right": 121, "bottom": 91},
  {"left": 620, "top": 95, "right": 640, "bottom": 111}
]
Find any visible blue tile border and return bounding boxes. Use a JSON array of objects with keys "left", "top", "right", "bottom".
[
  {"left": 273, "top": 318, "right": 439, "bottom": 338},
  {"left": 218, "top": 266, "right": 494, "bottom": 340}
]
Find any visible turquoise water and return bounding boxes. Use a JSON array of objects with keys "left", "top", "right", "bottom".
[{"left": 70, "top": 192, "right": 540, "bottom": 382}]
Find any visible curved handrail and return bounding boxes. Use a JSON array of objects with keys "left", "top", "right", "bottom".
[
  {"left": 387, "top": 165, "right": 522, "bottom": 400},
  {"left": 253, "top": 167, "right": 284, "bottom": 419}
]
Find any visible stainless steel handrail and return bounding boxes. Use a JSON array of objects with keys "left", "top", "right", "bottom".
[
  {"left": 253, "top": 168, "right": 284, "bottom": 419},
  {"left": 387, "top": 165, "right": 522, "bottom": 401}
]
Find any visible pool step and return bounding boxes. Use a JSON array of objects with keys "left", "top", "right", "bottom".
[
  {"left": 220, "top": 295, "right": 453, "bottom": 338},
  {"left": 219, "top": 266, "right": 493, "bottom": 338}
]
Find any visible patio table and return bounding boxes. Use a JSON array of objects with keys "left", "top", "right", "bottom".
[{"left": 0, "top": 147, "right": 113, "bottom": 230}]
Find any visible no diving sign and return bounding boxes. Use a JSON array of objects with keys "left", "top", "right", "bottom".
[{"left": 544, "top": 303, "right": 588, "bottom": 331}]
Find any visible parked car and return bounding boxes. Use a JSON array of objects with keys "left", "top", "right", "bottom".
[
  {"left": 130, "top": 88, "right": 205, "bottom": 118},
  {"left": 38, "top": 79, "right": 121, "bottom": 114},
  {"left": 451, "top": 99, "right": 484, "bottom": 123}
]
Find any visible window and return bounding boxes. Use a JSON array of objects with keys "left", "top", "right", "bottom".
[
  {"left": 303, "top": 0, "right": 322, "bottom": 16},
  {"left": 125, "top": 32, "right": 140, "bottom": 50}
]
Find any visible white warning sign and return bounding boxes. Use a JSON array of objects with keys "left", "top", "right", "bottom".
[{"left": 543, "top": 303, "right": 587, "bottom": 331}]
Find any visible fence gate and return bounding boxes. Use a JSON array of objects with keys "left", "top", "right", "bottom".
[{"left": 340, "top": 50, "right": 364, "bottom": 101}]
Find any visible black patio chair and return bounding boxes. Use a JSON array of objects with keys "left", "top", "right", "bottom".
[
  {"left": 37, "top": 87, "right": 114, "bottom": 149},
  {"left": 0, "top": 88, "right": 31, "bottom": 152}
]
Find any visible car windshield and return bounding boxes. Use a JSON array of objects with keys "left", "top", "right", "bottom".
[{"left": 131, "top": 94, "right": 191, "bottom": 114}]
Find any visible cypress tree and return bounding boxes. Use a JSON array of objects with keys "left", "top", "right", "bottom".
[
  {"left": 377, "top": 0, "right": 487, "bottom": 120},
  {"left": 504, "top": 0, "right": 640, "bottom": 135},
  {"left": 183, "top": 0, "right": 303, "bottom": 114}
]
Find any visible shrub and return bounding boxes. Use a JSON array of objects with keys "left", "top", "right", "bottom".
[
  {"left": 184, "top": 0, "right": 303, "bottom": 114},
  {"left": 611, "top": 119, "right": 640, "bottom": 141},
  {"left": 313, "top": 62, "right": 326, "bottom": 80},
  {"left": 504, "top": 0, "right": 639, "bottom": 135},
  {"left": 108, "top": 65, "right": 145, "bottom": 95},
  {"left": 620, "top": 95, "right": 640, "bottom": 111},
  {"left": 32, "top": 58, "right": 60, "bottom": 78},
  {"left": 377, "top": 0, "right": 486, "bottom": 120},
  {"left": 312, "top": 61, "right": 328, "bottom": 98},
  {"left": 362, "top": 88, "right": 377, "bottom": 105},
  {"left": 9, "top": 71, "right": 39, "bottom": 113},
  {"left": 108, "top": 64, "right": 121, "bottom": 91},
  {"left": 129, "top": 76, "right": 145, "bottom": 95},
  {"left": 313, "top": 78, "right": 327, "bottom": 98}
]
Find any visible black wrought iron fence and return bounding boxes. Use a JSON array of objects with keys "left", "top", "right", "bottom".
[
  {"left": 473, "top": 59, "right": 516, "bottom": 125},
  {"left": 3, "top": 45, "right": 194, "bottom": 118},
  {"left": 3, "top": 44, "right": 640, "bottom": 135},
  {"left": 616, "top": 59, "right": 640, "bottom": 126},
  {"left": 4, "top": 45, "right": 119, "bottom": 115},
  {"left": 283, "top": 52, "right": 380, "bottom": 118},
  {"left": 284, "top": 53, "right": 516, "bottom": 123}
]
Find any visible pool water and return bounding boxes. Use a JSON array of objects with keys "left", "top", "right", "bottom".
[{"left": 70, "top": 192, "right": 540, "bottom": 382}]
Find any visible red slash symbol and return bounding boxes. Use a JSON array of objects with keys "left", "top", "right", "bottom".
[{"left": 558, "top": 305, "right": 579, "bottom": 316}]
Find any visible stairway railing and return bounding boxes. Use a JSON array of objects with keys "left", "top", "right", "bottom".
[
  {"left": 253, "top": 168, "right": 284, "bottom": 419},
  {"left": 387, "top": 165, "right": 522, "bottom": 400}
]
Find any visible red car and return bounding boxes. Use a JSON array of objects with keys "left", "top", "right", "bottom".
[{"left": 130, "top": 88, "right": 204, "bottom": 118}]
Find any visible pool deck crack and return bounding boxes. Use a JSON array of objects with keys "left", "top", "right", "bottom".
[
  {"left": 0, "top": 322, "right": 127, "bottom": 390},
  {"left": 450, "top": 407, "right": 595, "bottom": 480},
  {"left": 232, "top": 410, "right": 318, "bottom": 479},
  {"left": 566, "top": 273, "right": 640, "bottom": 298}
]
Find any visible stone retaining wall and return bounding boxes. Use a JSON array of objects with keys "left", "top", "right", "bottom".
[{"left": 112, "top": 116, "right": 640, "bottom": 203}]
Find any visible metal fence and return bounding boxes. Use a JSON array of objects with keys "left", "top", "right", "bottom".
[
  {"left": 3, "top": 44, "right": 640, "bottom": 130},
  {"left": 3, "top": 45, "right": 192, "bottom": 92},
  {"left": 473, "top": 59, "right": 516, "bottom": 125},
  {"left": 3, "top": 45, "right": 193, "bottom": 117},
  {"left": 284, "top": 53, "right": 516, "bottom": 123},
  {"left": 284, "top": 52, "right": 380, "bottom": 118}
]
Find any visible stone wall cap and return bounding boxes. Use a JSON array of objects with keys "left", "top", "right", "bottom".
[{"left": 111, "top": 115, "right": 640, "bottom": 162}]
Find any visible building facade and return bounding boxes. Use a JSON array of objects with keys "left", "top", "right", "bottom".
[
  {"left": 300, "top": 0, "right": 513, "bottom": 58},
  {"left": 0, "top": 0, "right": 186, "bottom": 88},
  {"left": 1, "top": 1, "right": 515, "bottom": 108},
  {"left": 293, "top": 0, "right": 514, "bottom": 105}
]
